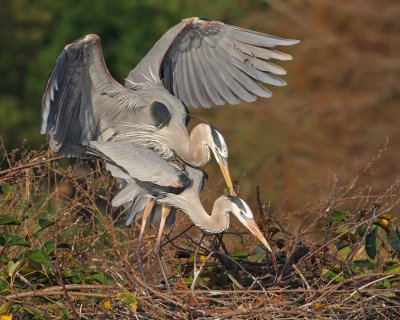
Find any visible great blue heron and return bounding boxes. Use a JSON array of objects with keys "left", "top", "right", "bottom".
[
  {"left": 40, "top": 17, "right": 297, "bottom": 288},
  {"left": 85, "top": 140, "right": 270, "bottom": 290},
  {"left": 40, "top": 17, "right": 298, "bottom": 196}
]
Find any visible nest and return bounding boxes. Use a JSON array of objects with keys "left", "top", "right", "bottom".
[{"left": 1, "top": 148, "right": 399, "bottom": 319}]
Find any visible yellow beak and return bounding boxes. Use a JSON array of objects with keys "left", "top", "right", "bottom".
[
  {"left": 244, "top": 219, "right": 273, "bottom": 253},
  {"left": 219, "top": 158, "right": 236, "bottom": 196}
]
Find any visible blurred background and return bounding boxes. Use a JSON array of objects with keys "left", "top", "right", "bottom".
[{"left": 1, "top": 0, "right": 399, "bottom": 222}]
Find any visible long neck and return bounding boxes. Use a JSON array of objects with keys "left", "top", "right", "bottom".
[
  {"left": 179, "top": 123, "right": 210, "bottom": 167},
  {"left": 165, "top": 195, "right": 230, "bottom": 233}
]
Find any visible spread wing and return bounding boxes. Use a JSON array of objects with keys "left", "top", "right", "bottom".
[
  {"left": 41, "top": 34, "right": 144, "bottom": 154},
  {"left": 126, "top": 17, "right": 299, "bottom": 108}
]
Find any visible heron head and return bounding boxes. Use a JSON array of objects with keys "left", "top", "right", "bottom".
[
  {"left": 208, "top": 126, "right": 235, "bottom": 196},
  {"left": 228, "top": 196, "right": 273, "bottom": 252}
]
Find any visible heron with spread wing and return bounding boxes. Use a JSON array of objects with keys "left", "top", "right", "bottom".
[
  {"left": 41, "top": 17, "right": 298, "bottom": 196},
  {"left": 41, "top": 17, "right": 298, "bottom": 289}
]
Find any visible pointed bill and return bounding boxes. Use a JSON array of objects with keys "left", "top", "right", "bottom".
[
  {"left": 244, "top": 219, "right": 273, "bottom": 253},
  {"left": 219, "top": 158, "right": 235, "bottom": 196}
]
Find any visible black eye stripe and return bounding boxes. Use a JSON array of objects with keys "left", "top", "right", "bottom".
[
  {"left": 210, "top": 126, "right": 223, "bottom": 150},
  {"left": 227, "top": 195, "right": 247, "bottom": 213}
]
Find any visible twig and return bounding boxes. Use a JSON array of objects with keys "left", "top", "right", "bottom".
[
  {"left": 54, "top": 206, "right": 80, "bottom": 320},
  {"left": 350, "top": 274, "right": 395, "bottom": 298},
  {"left": 0, "top": 155, "right": 64, "bottom": 176},
  {"left": 256, "top": 185, "right": 268, "bottom": 226},
  {"left": 191, "top": 233, "right": 206, "bottom": 290},
  {"left": 324, "top": 174, "right": 338, "bottom": 243},
  {"left": 3, "top": 284, "right": 116, "bottom": 300},
  {"left": 162, "top": 224, "right": 195, "bottom": 248},
  {"left": 191, "top": 251, "right": 215, "bottom": 291}
]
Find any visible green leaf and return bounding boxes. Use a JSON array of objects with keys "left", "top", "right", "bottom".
[
  {"left": 338, "top": 245, "right": 351, "bottom": 260},
  {"left": 1, "top": 184, "right": 13, "bottom": 195},
  {"left": 382, "top": 279, "right": 392, "bottom": 288},
  {"left": 0, "top": 215, "right": 20, "bottom": 225},
  {"left": 38, "top": 218, "right": 55, "bottom": 231},
  {"left": 43, "top": 240, "right": 55, "bottom": 254},
  {"left": 28, "top": 249, "right": 51, "bottom": 266},
  {"left": 117, "top": 291, "right": 137, "bottom": 305},
  {"left": 255, "top": 245, "right": 266, "bottom": 256},
  {"left": 384, "top": 265, "right": 400, "bottom": 273},
  {"left": 352, "top": 260, "right": 375, "bottom": 270},
  {"left": 8, "top": 260, "right": 21, "bottom": 277},
  {"left": 248, "top": 254, "right": 265, "bottom": 262},
  {"left": 0, "top": 234, "right": 30, "bottom": 247},
  {"left": 387, "top": 225, "right": 400, "bottom": 252},
  {"left": 231, "top": 250, "right": 248, "bottom": 259},
  {"left": 60, "top": 307, "right": 70, "bottom": 318},
  {"left": 365, "top": 226, "right": 377, "bottom": 259},
  {"left": 322, "top": 269, "right": 346, "bottom": 282},
  {"left": 94, "top": 272, "right": 106, "bottom": 284},
  {"left": 332, "top": 210, "right": 350, "bottom": 223},
  {"left": 335, "top": 239, "right": 350, "bottom": 251}
]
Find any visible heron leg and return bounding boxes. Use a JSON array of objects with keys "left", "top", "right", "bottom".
[
  {"left": 136, "top": 198, "right": 155, "bottom": 282},
  {"left": 154, "top": 204, "right": 172, "bottom": 291}
]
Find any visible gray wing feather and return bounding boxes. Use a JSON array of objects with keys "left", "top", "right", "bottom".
[
  {"left": 41, "top": 34, "right": 145, "bottom": 156},
  {"left": 86, "top": 141, "right": 188, "bottom": 188},
  {"left": 200, "top": 45, "right": 239, "bottom": 105},
  {"left": 125, "top": 17, "right": 299, "bottom": 108},
  {"left": 112, "top": 183, "right": 140, "bottom": 207},
  {"left": 126, "top": 194, "right": 148, "bottom": 225}
]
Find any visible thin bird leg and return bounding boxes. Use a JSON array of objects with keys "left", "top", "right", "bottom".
[
  {"left": 136, "top": 198, "right": 155, "bottom": 282},
  {"left": 154, "top": 204, "right": 172, "bottom": 291}
]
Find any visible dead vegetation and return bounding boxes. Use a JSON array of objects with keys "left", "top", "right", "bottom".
[{"left": 0, "top": 145, "right": 399, "bottom": 319}]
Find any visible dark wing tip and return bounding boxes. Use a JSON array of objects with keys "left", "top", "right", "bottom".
[{"left": 168, "top": 172, "right": 192, "bottom": 194}]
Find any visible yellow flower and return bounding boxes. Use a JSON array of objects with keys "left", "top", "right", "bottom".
[
  {"left": 130, "top": 302, "right": 138, "bottom": 313},
  {"left": 102, "top": 299, "right": 111, "bottom": 309}
]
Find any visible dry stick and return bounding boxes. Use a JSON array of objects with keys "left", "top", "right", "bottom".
[
  {"left": 3, "top": 284, "right": 116, "bottom": 300},
  {"left": 52, "top": 162, "right": 80, "bottom": 320},
  {"left": 121, "top": 269, "right": 185, "bottom": 308},
  {"left": 0, "top": 155, "right": 64, "bottom": 176},
  {"left": 256, "top": 185, "right": 268, "bottom": 226},
  {"left": 191, "top": 251, "right": 215, "bottom": 291},
  {"left": 191, "top": 233, "right": 206, "bottom": 290},
  {"left": 174, "top": 288, "right": 400, "bottom": 295},
  {"left": 342, "top": 262, "right": 367, "bottom": 320},
  {"left": 162, "top": 224, "right": 195, "bottom": 248},
  {"left": 324, "top": 175, "right": 338, "bottom": 243},
  {"left": 277, "top": 224, "right": 302, "bottom": 283},
  {"left": 349, "top": 274, "right": 396, "bottom": 300},
  {"left": 292, "top": 264, "right": 314, "bottom": 302},
  {"left": 255, "top": 185, "right": 279, "bottom": 275}
]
